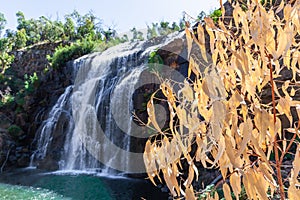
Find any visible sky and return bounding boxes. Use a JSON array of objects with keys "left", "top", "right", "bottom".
[{"left": 0, "top": 0, "right": 221, "bottom": 34}]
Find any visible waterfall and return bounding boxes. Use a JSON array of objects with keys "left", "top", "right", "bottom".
[
  {"left": 60, "top": 49, "right": 145, "bottom": 172},
  {"left": 31, "top": 32, "right": 184, "bottom": 174},
  {"left": 30, "top": 86, "right": 73, "bottom": 166}
]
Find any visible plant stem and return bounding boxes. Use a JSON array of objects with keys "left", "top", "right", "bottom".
[
  {"left": 268, "top": 57, "right": 285, "bottom": 200},
  {"left": 279, "top": 121, "right": 299, "bottom": 164}
]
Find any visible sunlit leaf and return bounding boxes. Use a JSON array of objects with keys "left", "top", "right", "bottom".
[
  {"left": 185, "top": 186, "right": 196, "bottom": 200},
  {"left": 197, "top": 24, "right": 208, "bottom": 62},
  {"left": 230, "top": 172, "right": 241, "bottom": 199},
  {"left": 185, "top": 27, "right": 193, "bottom": 58},
  {"left": 223, "top": 183, "right": 233, "bottom": 200}
]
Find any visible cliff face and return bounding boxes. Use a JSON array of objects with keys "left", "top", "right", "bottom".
[
  {"left": 0, "top": 35, "right": 189, "bottom": 171},
  {"left": 0, "top": 41, "right": 72, "bottom": 170}
]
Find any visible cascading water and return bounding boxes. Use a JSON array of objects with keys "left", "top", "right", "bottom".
[
  {"left": 60, "top": 50, "right": 145, "bottom": 172},
  {"left": 31, "top": 32, "right": 184, "bottom": 174},
  {"left": 30, "top": 86, "right": 73, "bottom": 166}
]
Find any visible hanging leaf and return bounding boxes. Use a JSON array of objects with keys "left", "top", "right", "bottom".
[
  {"left": 223, "top": 183, "right": 233, "bottom": 200},
  {"left": 185, "top": 186, "right": 196, "bottom": 200},
  {"left": 147, "top": 99, "right": 162, "bottom": 132},
  {"left": 186, "top": 28, "right": 193, "bottom": 58},
  {"left": 180, "top": 80, "right": 194, "bottom": 102},
  {"left": 184, "top": 164, "right": 195, "bottom": 187},
  {"left": 274, "top": 24, "right": 293, "bottom": 60},
  {"left": 288, "top": 144, "right": 300, "bottom": 199},
  {"left": 277, "top": 97, "right": 293, "bottom": 126},
  {"left": 197, "top": 24, "right": 208, "bottom": 62},
  {"left": 143, "top": 1, "right": 299, "bottom": 199},
  {"left": 237, "top": 118, "right": 252, "bottom": 156},
  {"left": 230, "top": 172, "right": 241, "bottom": 199}
]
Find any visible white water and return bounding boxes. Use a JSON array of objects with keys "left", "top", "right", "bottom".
[
  {"left": 30, "top": 86, "right": 73, "bottom": 166},
  {"left": 32, "top": 32, "right": 184, "bottom": 174},
  {"left": 60, "top": 42, "right": 145, "bottom": 172}
]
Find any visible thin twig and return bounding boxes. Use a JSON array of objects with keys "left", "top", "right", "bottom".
[
  {"left": 280, "top": 121, "right": 299, "bottom": 164},
  {"left": 268, "top": 55, "right": 285, "bottom": 200}
]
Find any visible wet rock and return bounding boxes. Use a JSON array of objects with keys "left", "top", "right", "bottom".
[
  {"left": 0, "top": 127, "right": 8, "bottom": 133},
  {"left": 21, "top": 148, "right": 29, "bottom": 153},
  {"left": 37, "top": 156, "right": 59, "bottom": 171},
  {"left": 18, "top": 134, "right": 27, "bottom": 141},
  {"left": 15, "top": 146, "right": 23, "bottom": 152},
  {"left": 157, "top": 38, "right": 184, "bottom": 68},
  {"left": 0, "top": 41, "right": 74, "bottom": 171},
  {"left": 9, "top": 155, "right": 17, "bottom": 163},
  {"left": 133, "top": 93, "right": 146, "bottom": 110},
  {"left": 0, "top": 113, "right": 12, "bottom": 130},
  {"left": 17, "top": 154, "right": 30, "bottom": 167}
]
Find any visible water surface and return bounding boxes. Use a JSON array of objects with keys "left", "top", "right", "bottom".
[{"left": 0, "top": 168, "right": 168, "bottom": 200}]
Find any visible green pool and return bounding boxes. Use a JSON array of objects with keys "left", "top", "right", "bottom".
[{"left": 0, "top": 169, "right": 168, "bottom": 200}]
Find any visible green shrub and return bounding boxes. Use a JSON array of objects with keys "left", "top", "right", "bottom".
[
  {"left": 49, "top": 39, "right": 95, "bottom": 69},
  {"left": 7, "top": 125, "right": 23, "bottom": 138},
  {"left": 209, "top": 9, "right": 222, "bottom": 22},
  {"left": 93, "top": 38, "right": 124, "bottom": 52},
  {"left": 24, "top": 72, "right": 38, "bottom": 93},
  {"left": 15, "top": 92, "right": 25, "bottom": 107},
  {"left": 260, "top": 0, "right": 276, "bottom": 7},
  {"left": 148, "top": 50, "right": 163, "bottom": 73}
]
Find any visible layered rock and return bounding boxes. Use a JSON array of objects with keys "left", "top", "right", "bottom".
[{"left": 0, "top": 41, "right": 72, "bottom": 171}]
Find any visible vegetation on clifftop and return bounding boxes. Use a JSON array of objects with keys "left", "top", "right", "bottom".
[{"left": 0, "top": 8, "right": 193, "bottom": 111}]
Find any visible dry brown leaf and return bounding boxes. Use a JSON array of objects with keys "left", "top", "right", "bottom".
[
  {"left": 288, "top": 185, "right": 300, "bottom": 200},
  {"left": 243, "top": 171, "right": 257, "bottom": 200},
  {"left": 163, "top": 169, "right": 177, "bottom": 197},
  {"left": 277, "top": 97, "right": 293, "bottom": 126},
  {"left": 223, "top": 183, "right": 233, "bottom": 200},
  {"left": 197, "top": 24, "right": 208, "bottom": 62},
  {"left": 251, "top": 134, "right": 269, "bottom": 163},
  {"left": 180, "top": 80, "right": 194, "bottom": 102},
  {"left": 251, "top": 168, "right": 270, "bottom": 200},
  {"left": 290, "top": 87, "right": 296, "bottom": 96},
  {"left": 205, "top": 23, "right": 215, "bottom": 54},
  {"left": 284, "top": 4, "right": 293, "bottom": 22},
  {"left": 188, "top": 56, "right": 201, "bottom": 78},
  {"left": 185, "top": 27, "right": 193, "bottom": 58},
  {"left": 274, "top": 24, "right": 293, "bottom": 60},
  {"left": 230, "top": 172, "right": 241, "bottom": 199},
  {"left": 147, "top": 95, "right": 163, "bottom": 133},
  {"left": 225, "top": 133, "right": 243, "bottom": 169},
  {"left": 184, "top": 164, "right": 195, "bottom": 187},
  {"left": 288, "top": 143, "right": 300, "bottom": 200},
  {"left": 276, "top": 0, "right": 285, "bottom": 13},
  {"left": 292, "top": 143, "right": 300, "bottom": 178},
  {"left": 212, "top": 134, "right": 226, "bottom": 167},
  {"left": 144, "top": 1, "right": 299, "bottom": 199},
  {"left": 144, "top": 140, "right": 158, "bottom": 185},
  {"left": 253, "top": 107, "right": 270, "bottom": 145},
  {"left": 185, "top": 186, "right": 196, "bottom": 200},
  {"left": 237, "top": 118, "right": 252, "bottom": 156},
  {"left": 258, "top": 161, "right": 276, "bottom": 186}
]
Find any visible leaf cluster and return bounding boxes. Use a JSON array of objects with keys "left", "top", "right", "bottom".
[
  {"left": 146, "top": 20, "right": 184, "bottom": 40},
  {"left": 48, "top": 39, "right": 95, "bottom": 69},
  {"left": 144, "top": 0, "right": 300, "bottom": 199}
]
